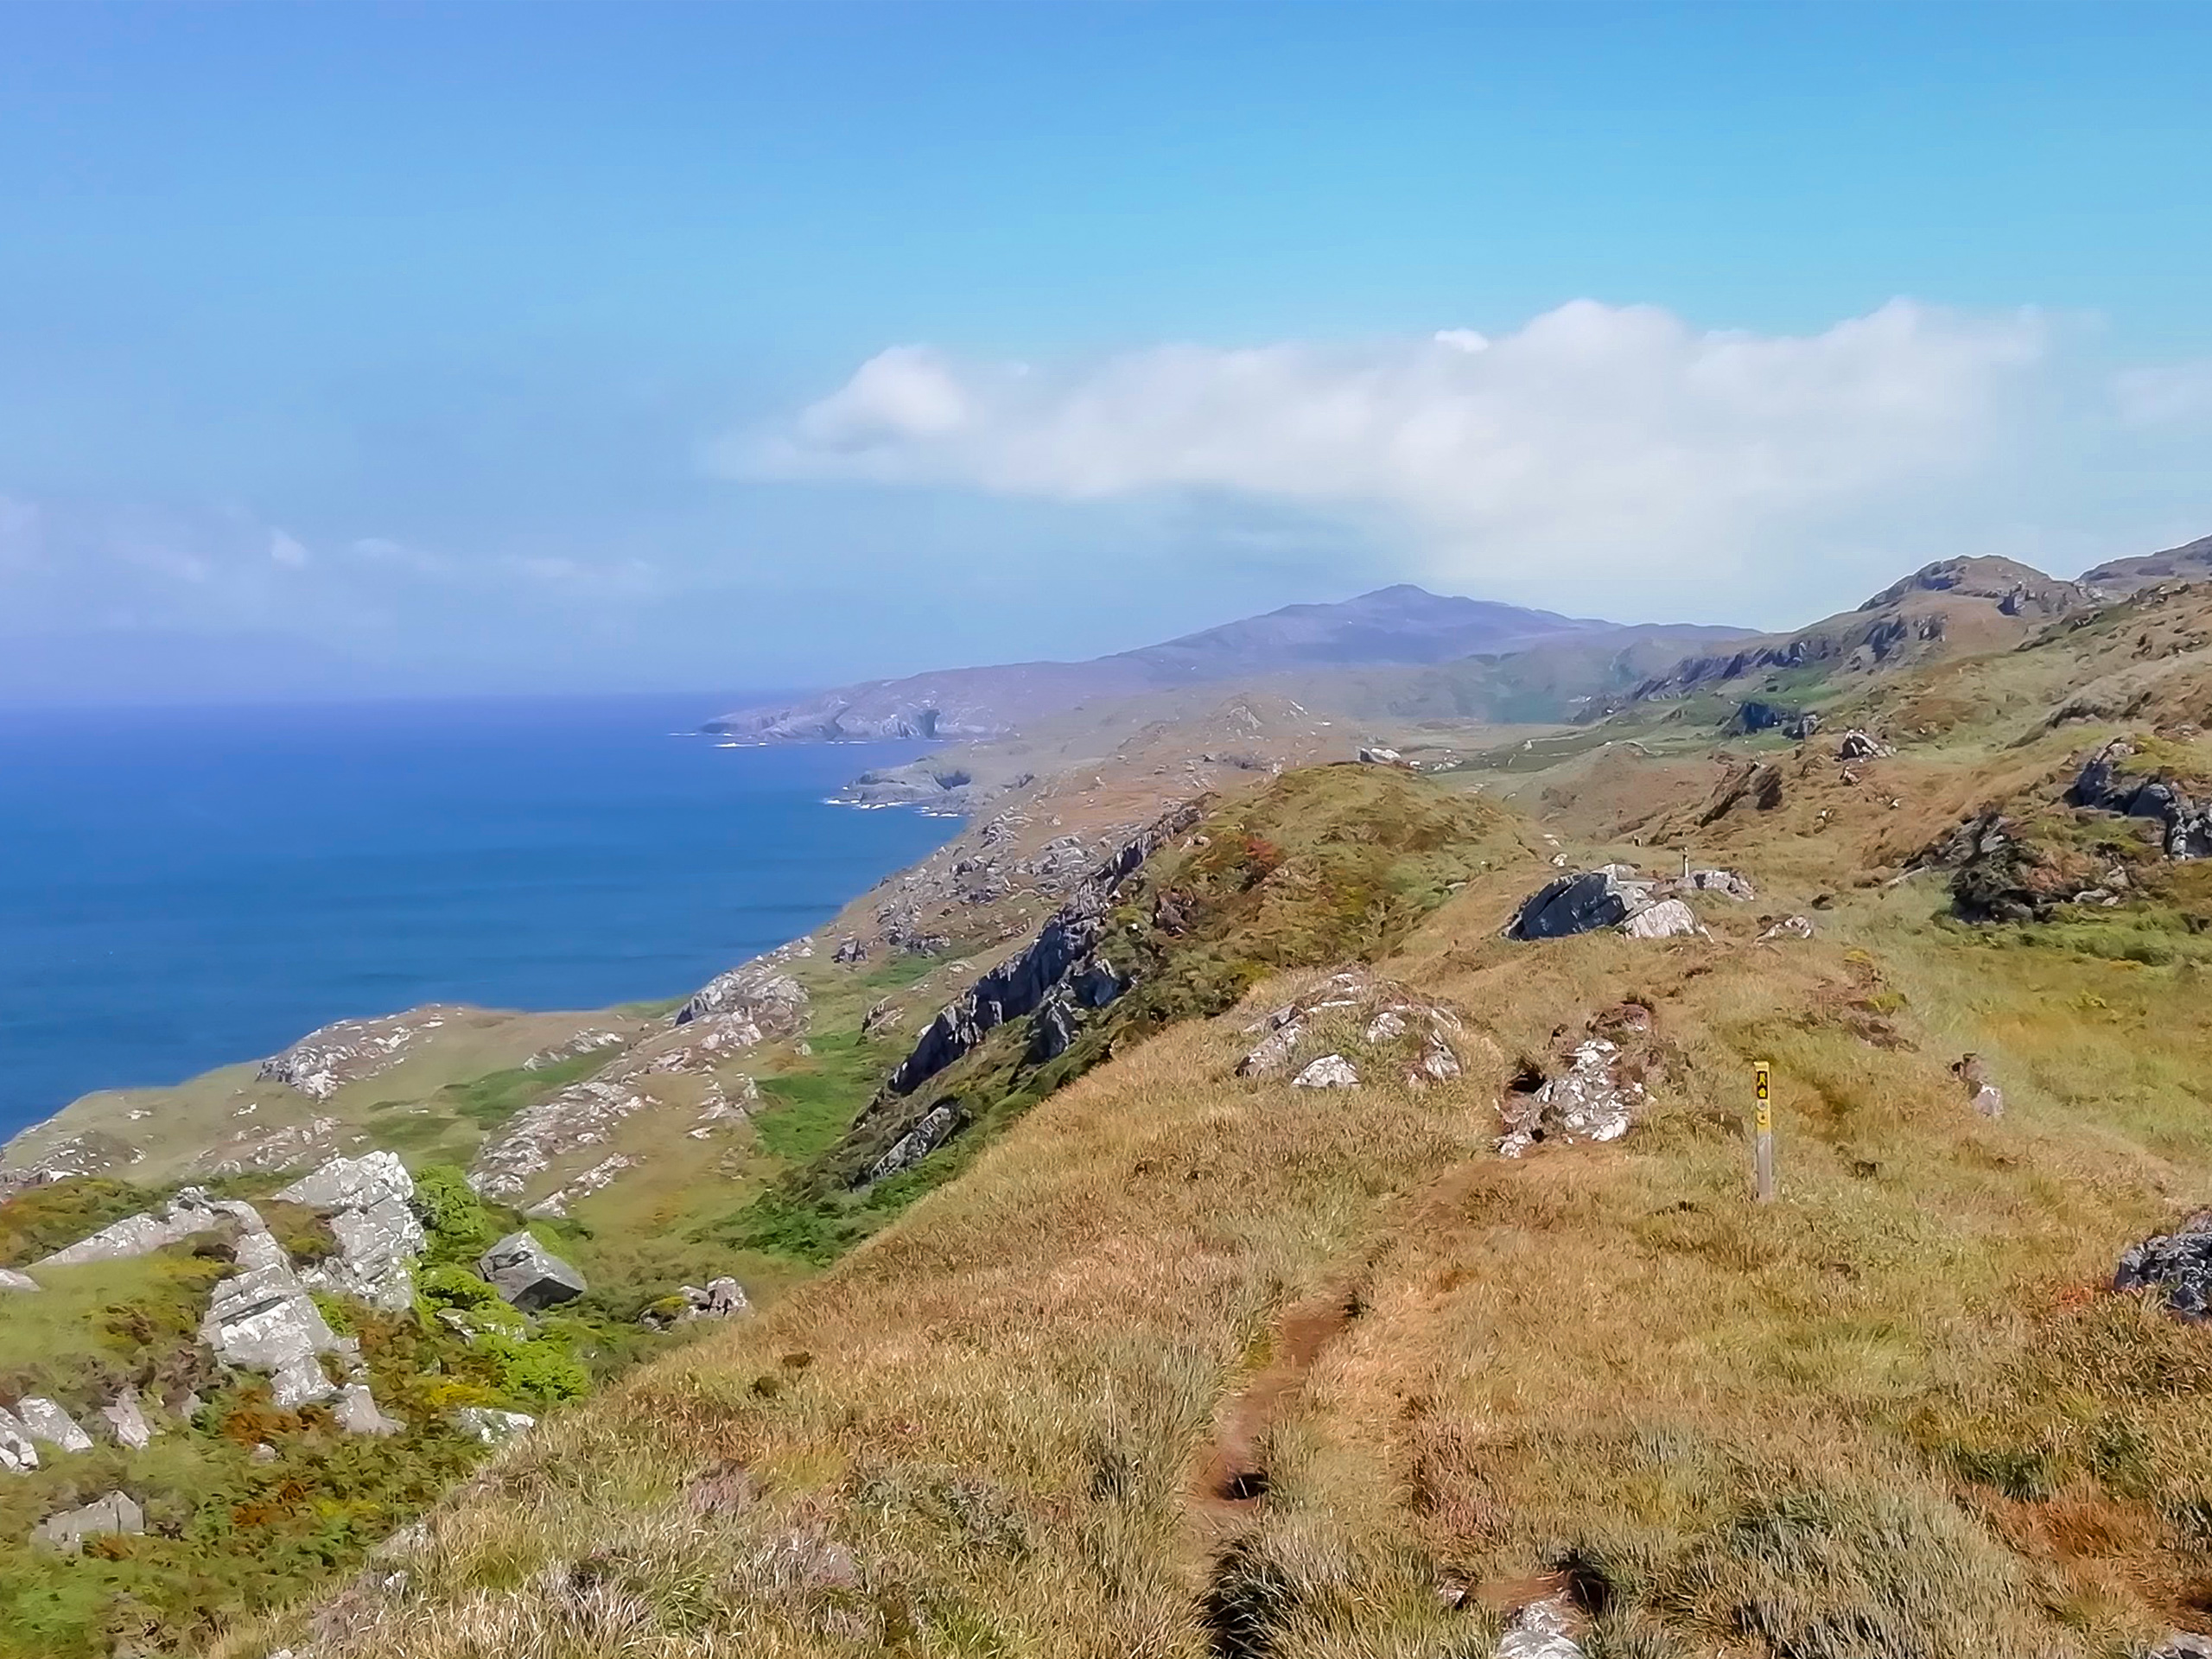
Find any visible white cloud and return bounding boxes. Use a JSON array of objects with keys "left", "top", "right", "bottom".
[
  {"left": 269, "top": 528, "right": 310, "bottom": 567},
  {"left": 722, "top": 299, "right": 2058, "bottom": 607}
]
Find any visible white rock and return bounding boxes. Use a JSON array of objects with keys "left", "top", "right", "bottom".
[
  {"left": 99, "top": 1389, "right": 153, "bottom": 1452},
  {"left": 1497, "top": 1594, "right": 1586, "bottom": 1659},
  {"left": 0, "top": 1268, "right": 37, "bottom": 1293},
  {"left": 1759, "top": 915, "right": 1815, "bottom": 941},
  {"left": 332, "top": 1382, "right": 404, "bottom": 1437},
  {"left": 16, "top": 1397, "right": 93, "bottom": 1453},
  {"left": 1618, "top": 898, "right": 1703, "bottom": 939},
  {"left": 1292, "top": 1053, "right": 1361, "bottom": 1089},
  {"left": 0, "top": 1408, "right": 41, "bottom": 1473}
]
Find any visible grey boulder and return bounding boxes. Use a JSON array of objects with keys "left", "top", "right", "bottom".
[
  {"left": 0, "top": 1268, "right": 37, "bottom": 1293},
  {"left": 479, "top": 1231, "right": 588, "bottom": 1312},
  {"left": 451, "top": 1407, "right": 535, "bottom": 1444},
  {"left": 99, "top": 1389, "right": 154, "bottom": 1452},
  {"left": 332, "top": 1382, "right": 404, "bottom": 1437},
  {"left": 0, "top": 1408, "right": 41, "bottom": 1473},
  {"left": 1505, "top": 869, "right": 1652, "bottom": 940},
  {"left": 31, "top": 1491, "right": 143, "bottom": 1553}
]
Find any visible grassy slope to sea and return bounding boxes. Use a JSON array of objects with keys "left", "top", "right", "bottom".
[{"left": 209, "top": 581, "right": 2212, "bottom": 1659}]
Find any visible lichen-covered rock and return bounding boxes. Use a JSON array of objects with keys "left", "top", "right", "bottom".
[
  {"left": 2069, "top": 738, "right": 2212, "bottom": 859},
  {"left": 1836, "top": 729, "right": 1896, "bottom": 760},
  {"left": 1237, "top": 970, "right": 1474, "bottom": 1090},
  {"left": 478, "top": 1231, "right": 587, "bottom": 1312},
  {"left": 31, "top": 1491, "right": 143, "bottom": 1553},
  {"left": 200, "top": 1260, "right": 349, "bottom": 1407},
  {"left": 276, "top": 1153, "right": 424, "bottom": 1312},
  {"left": 1293, "top": 1053, "right": 1361, "bottom": 1089},
  {"left": 2115, "top": 1211, "right": 2212, "bottom": 1319},
  {"left": 1951, "top": 1054, "right": 2005, "bottom": 1117},
  {"left": 15, "top": 1397, "right": 92, "bottom": 1453}
]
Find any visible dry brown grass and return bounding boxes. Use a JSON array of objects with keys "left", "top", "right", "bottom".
[{"left": 213, "top": 715, "right": 2212, "bottom": 1658}]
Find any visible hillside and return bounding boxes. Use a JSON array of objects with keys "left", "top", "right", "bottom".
[
  {"left": 17, "top": 564, "right": 2212, "bottom": 1656},
  {"left": 704, "top": 586, "right": 1740, "bottom": 744},
  {"left": 2082, "top": 533, "right": 2212, "bottom": 594},
  {"left": 186, "top": 569, "right": 2212, "bottom": 1659}
]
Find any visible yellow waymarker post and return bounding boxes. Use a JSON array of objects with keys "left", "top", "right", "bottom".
[{"left": 1754, "top": 1060, "right": 1775, "bottom": 1203}]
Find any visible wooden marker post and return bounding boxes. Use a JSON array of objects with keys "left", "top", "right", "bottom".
[{"left": 1753, "top": 1060, "right": 1775, "bottom": 1203}]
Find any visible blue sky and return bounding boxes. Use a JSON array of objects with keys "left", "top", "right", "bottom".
[{"left": 3, "top": 1, "right": 2209, "bottom": 702}]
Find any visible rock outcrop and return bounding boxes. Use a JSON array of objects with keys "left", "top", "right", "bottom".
[
  {"left": 2115, "top": 1212, "right": 2212, "bottom": 1319},
  {"left": 478, "top": 1231, "right": 587, "bottom": 1312},
  {"left": 0, "top": 1268, "right": 35, "bottom": 1293},
  {"left": 31, "top": 1491, "right": 143, "bottom": 1553},
  {"left": 471, "top": 944, "right": 807, "bottom": 1201},
  {"left": 1236, "top": 970, "right": 1472, "bottom": 1089},
  {"left": 865, "top": 1104, "right": 962, "bottom": 1185},
  {"left": 1499, "top": 1006, "right": 1662, "bottom": 1158},
  {"left": 1507, "top": 868, "right": 1718, "bottom": 942},
  {"left": 36, "top": 1186, "right": 261, "bottom": 1267},
  {"left": 276, "top": 1152, "right": 424, "bottom": 1313},
  {"left": 1836, "top": 728, "right": 1895, "bottom": 760},
  {"left": 15, "top": 1397, "right": 92, "bottom": 1453},
  {"left": 200, "top": 1258, "right": 353, "bottom": 1408},
  {"left": 881, "top": 800, "right": 1204, "bottom": 1100},
  {"left": 2069, "top": 739, "right": 2212, "bottom": 859},
  {"left": 1497, "top": 1595, "right": 1586, "bottom": 1659},
  {"left": 99, "top": 1389, "right": 154, "bottom": 1452},
  {"left": 332, "top": 1382, "right": 404, "bottom": 1438},
  {"left": 258, "top": 1008, "right": 467, "bottom": 1099}
]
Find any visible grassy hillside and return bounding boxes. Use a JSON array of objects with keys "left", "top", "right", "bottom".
[{"left": 211, "top": 582, "right": 2212, "bottom": 1655}]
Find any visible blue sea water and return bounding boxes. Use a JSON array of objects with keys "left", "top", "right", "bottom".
[{"left": 0, "top": 697, "right": 955, "bottom": 1140}]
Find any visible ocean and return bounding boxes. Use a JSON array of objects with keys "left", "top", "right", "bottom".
[{"left": 0, "top": 696, "right": 955, "bottom": 1141}]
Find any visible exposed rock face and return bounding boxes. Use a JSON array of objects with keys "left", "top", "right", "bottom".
[
  {"left": 451, "top": 1407, "right": 536, "bottom": 1444},
  {"left": 0, "top": 1268, "right": 35, "bottom": 1292},
  {"left": 0, "top": 1409, "right": 37, "bottom": 1474},
  {"left": 1509, "top": 868, "right": 1713, "bottom": 942},
  {"left": 276, "top": 1152, "right": 424, "bottom": 1313},
  {"left": 2115, "top": 1211, "right": 2212, "bottom": 1319},
  {"left": 31, "top": 1491, "right": 143, "bottom": 1553},
  {"left": 1028, "top": 991, "right": 1080, "bottom": 1063},
  {"left": 472, "top": 944, "right": 807, "bottom": 1202},
  {"left": 865, "top": 1104, "right": 962, "bottom": 1185},
  {"left": 200, "top": 1259, "right": 351, "bottom": 1408},
  {"left": 2069, "top": 739, "right": 2212, "bottom": 859},
  {"left": 1500, "top": 1007, "right": 1661, "bottom": 1158},
  {"left": 1506, "top": 870, "right": 1647, "bottom": 940},
  {"left": 478, "top": 1231, "right": 587, "bottom": 1312},
  {"left": 1760, "top": 915, "right": 1815, "bottom": 941},
  {"left": 675, "top": 951, "right": 812, "bottom": 1030},
  {"left": 648, "top": 1276, "right": 753, "bottom": 1330},
  {"left": 1292, "top": 1053, "right": 1361, "bottom": 1089},
  {"left": 860, "top": 998, "right": 906, "bottom": 1039},
  {"left": 2147, "top": 1633, "right": 2212, "bottom": 1659},
  {"left": 15, "top": 1397, "right": 92, "bottom": 1453},
  {"left": 883, "top": 800, "right": 1204, "bottom": 1100},
  {"left": 257, "top": 1008, "right": 467, "bottom": 1099}
]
